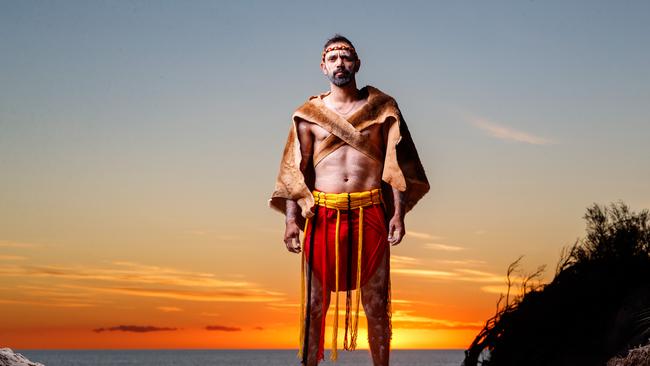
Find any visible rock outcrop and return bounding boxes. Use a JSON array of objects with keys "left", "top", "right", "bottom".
[
  {"left": 606, "top": 342, "right": 650, "bottom": 366},
  {"left": 0, "top": 348, "right": 44, "bottom": 366}
]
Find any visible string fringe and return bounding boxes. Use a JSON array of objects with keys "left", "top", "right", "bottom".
[
  {"left": 297, "top": 217, "right": 309, "bottom": 360},
  {"left": 330, "top": 209, "right": 341, "bottom": 361}
]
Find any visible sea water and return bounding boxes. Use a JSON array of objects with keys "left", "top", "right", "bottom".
[{"left": 18, "top": 349, "right": 464, "bottom": 366}]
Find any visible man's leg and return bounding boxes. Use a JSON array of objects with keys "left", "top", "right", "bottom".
[
  {"left": 304, "top": 268, "right": 331, "bottom": 366},
  {"left": 361, "top": 248, "right": 390, "bottom": 366}
]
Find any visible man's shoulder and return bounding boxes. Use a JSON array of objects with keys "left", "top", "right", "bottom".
[
  {"left": 290, "top": 99, "right": 320, "bottom": 125},
  {"left": 290, "top": 85, "right": 401, "bottom": 125},
  {"left": 329, "top": 85, "right": 397, "bottom": 108},
  {"left": 294, "top": 85, "right": 398, "bottom": 108},
  {"left": 365, "top": 85, "right": 399, "bottom": 109},
  {"left": 290, "top": 89, "right": 326, "bottom": 112},
  {"left": 290, "top": 90, "right": 323, "bottom": 117}
]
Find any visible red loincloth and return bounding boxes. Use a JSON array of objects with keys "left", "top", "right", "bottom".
[
  {"left": 302, "top": 200, "right": 389, "bottom": 362},
  {"left": 303, "top": 203, "right": 388, "bottom": 292}
]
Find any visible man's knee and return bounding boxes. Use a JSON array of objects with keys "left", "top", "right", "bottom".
[
  {"left": 307, "top": 292, "right": 330, "bottom": 320},
  {"left": 361, "top": 269, "right": 389, "bottom": 318},
  {"left": 362, "top": 294, "right": 389, "bottom": 319}
]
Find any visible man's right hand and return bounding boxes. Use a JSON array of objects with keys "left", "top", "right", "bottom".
[{"left": 284, "top": 220, "right": 301, "bottom": 253}]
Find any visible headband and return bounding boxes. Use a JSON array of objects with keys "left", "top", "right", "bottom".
[{"left": 321, "top": 45, "right": 358, "bottom": 61}]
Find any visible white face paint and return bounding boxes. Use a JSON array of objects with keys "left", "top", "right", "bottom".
[{"left": 322, "top": 46, "right": 358, "bottom": 86}]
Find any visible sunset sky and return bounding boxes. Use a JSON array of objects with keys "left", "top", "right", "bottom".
[{"left": 1, "top": 0, "right": 649, "bottom": 351}]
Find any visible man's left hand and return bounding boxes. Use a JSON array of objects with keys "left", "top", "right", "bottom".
[{"left": 388, "top": 215, "right": 405, "bottom": 246}]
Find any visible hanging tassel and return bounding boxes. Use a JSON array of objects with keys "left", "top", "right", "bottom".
[
  {"left": 301, "top": 202, "right": 319, "bottom": 365},
  {"left": 387, "top": 248, "right": 393, "bottom": 342},
  {"left": 297, "top": 217, "right": 309, "bottom": 360},
  {"left": 344, "top": 194, "right": 354, "bottom": 350},
  {"left": 330, "top": 208, "right": 341, "bottom": 361},
  {"left": 349, "top": 206, "right": 364, "bottom": 349},
  {"left": 319, "top": 197, "right": 328, "bottom": 362}
]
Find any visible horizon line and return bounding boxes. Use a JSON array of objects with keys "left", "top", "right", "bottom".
[{"left": 12, "top": 347, "right": 466, "bottom": 351}]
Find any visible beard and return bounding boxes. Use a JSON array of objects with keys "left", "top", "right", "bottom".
[{"left": 327, "top": 68, "right": 354, "bottom": 86}]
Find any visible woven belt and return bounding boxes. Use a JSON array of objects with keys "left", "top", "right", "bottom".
[{"left": 312, "top": 188, "right": 383, "bottom": 210}]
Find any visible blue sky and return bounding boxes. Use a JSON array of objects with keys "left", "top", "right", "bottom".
[{"left": 2, "top": 0, "right": 649, "bottom": 260}]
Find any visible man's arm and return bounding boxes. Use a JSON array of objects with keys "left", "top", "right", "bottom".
[
  {"left": 382, "top": 115, "right": 406, "bottom": 245},
  {"left": 283, "top": 120, "right": 314, "bottom": 253},
  {"left": 388, "top": 187, "right": 406, "bottom": 245}
]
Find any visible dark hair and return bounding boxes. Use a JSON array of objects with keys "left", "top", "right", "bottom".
[{"left": 323, "top": 34, "right": 355, "bottom": 51}]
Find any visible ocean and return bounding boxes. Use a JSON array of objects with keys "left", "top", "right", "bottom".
[{"left": 17, "top": 349, "right": 465, "bottom": 366}]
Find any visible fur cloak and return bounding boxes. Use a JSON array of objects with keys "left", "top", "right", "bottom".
[{"left": 269, "top": 85, "right": 429, "bottom": 227}]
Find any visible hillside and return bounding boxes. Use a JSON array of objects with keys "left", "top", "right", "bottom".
[{"left": 463, "top": 202, "right": 650, "bottom": 366}]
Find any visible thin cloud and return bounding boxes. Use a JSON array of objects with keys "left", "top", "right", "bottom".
[
  {"left": 424, "top": 243, "right": 465, "bottom": 251},
  {"left": 0, "top": 298, "right": 96, "bottom": 308},
  {"left": 2, "top": 261, "right": 269, "bottom": 288},
  {"left": 393, "top": 264, "right": 525, "bottom": 286},
  {"left": 391, "top": 269, "right": 457, "bottom": 279},
  {"left": 456, "top": 269, "right": 499, "bottom": 277},
  {"left": 253, "top": 326, "right": 264, "bottom": 331},
  {"left": 267, "top": 303, "right": 300, "bottom": 313},
  {"left": 94, "top": 325, "right": 177, "bottom": 333},
  {"left": 436, "top": 259, "right": 487, "bottom": 266},
  {"left": 455, "top": 269, "right": 507, "bottom": 283},
  {"left": 471, "top": 117, "right": 554, "bottom": 145},
  {"left": 481, "top": 285, "right": 512, "bottom": 294},
  {"left": 0, "top": 255, "right": 27, "bottom": 261},
  {"left": 406, "top": 231, "right": 441, "bottom": 240},
  {"left": 391, "top": 299, "right": 414, "bottom": 304},
  {"left": 0, "top": 240, "right": 40, "bottom": 248},
  {"left": 157, "top": 306, "right": 182, "bottom": 312},
  {"left": 0, "top": 261, "right": 285, "bottom": 304},
  {"left": 480, "top": 276, "right": 545, "bottom": 295},
  {"left": 5, "top": 284, "right": 111, "bottom": 307},
  {"left": 70, "top": 285, "right": 283, "bottom": 303},
  {"left": 390, "top": 255, "right": 421, "bottom": 267},
  {"left": 267, "top": 303, "right": 300, "bottom": 308},
  {"left": 2, "top": 262, "right": 255, "bottom": 289},
  {"left": 391, "top": 310, "right": 483, "bottom": 330},
  {"left": 206, "top": 325, "right": 241, "bottom": 332}
]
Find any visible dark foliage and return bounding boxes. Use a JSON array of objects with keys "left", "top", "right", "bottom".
[{"left": 464, "top": 201, "right": 650, "bottom": 366}]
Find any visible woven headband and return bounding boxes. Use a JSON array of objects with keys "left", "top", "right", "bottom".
[{"left": 321, "top": 45, "right": 358, "bottom": 61}]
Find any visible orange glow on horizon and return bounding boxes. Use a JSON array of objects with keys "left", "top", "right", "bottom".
[
  {"left": 0, "top": 241, "right": 502, "bottom": 351},
  {"left": 2, "top": 323, "right": 478, "bottom": 350}
]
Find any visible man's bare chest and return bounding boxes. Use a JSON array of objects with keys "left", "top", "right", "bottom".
[{"left": 311, "top": 122, "right": 385, "bottom": 151}]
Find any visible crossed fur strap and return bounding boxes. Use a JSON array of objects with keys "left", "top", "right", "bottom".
[
  {"left": 312, "top": 122, "right": 384, "bottom": 166},
  {"left": 296, "top": 90, "right": 393, "bottom": 166}
]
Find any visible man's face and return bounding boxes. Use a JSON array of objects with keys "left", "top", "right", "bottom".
[{"left": 321, "top": 43, "right": 359, "bottom": 87}]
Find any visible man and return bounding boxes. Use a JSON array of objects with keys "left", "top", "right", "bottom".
[{"left": 269, "top": 35, "right": 429, "bottom": 365}]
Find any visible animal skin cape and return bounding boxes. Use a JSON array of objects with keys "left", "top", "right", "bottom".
[{"left": 269, "top": 85, "right": 429, "bottom": 226}]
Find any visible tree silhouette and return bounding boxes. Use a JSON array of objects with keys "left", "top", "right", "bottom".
[{"left": 463, "top": 201, "right": 650, "bottom": 366}]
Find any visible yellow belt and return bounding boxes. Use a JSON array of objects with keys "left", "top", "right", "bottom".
[{"left": 312, "top": 188, "right": 383, "bottom": 210}]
